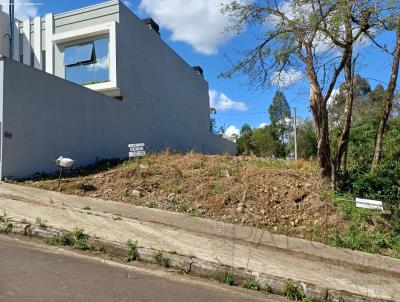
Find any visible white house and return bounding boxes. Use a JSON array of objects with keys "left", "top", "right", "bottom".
[{"left": 0, "top": 1, "right": 236, "bottom": 178}]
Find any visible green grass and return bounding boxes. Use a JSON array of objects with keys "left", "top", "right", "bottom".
[
  {"left": 243, "top": 279, "right": 260, "bottom": 290},
  {"left": 284, "top": 280, "right": 308, "bottom": 301},
  {"left": 154, "top": 252, "right": 170, "bottom": 268},
  {"left": 123, "top": 239, "right": 138, "bottom": 263},
  {"left": 218, "top": 273, "right": 235, "bottom": 286},
  {"left": 327, "top": 191, "right": 400, "bottom": 257},
  {"left": 35, "top": 217, "right": 48, "bottom": 230},
  {"left": 44, "top": 233, "right": 73, "bottom": 246}
]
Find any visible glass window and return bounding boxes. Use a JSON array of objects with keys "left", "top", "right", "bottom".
[
  {"left": 64, "top": 44, "right": 79, "bottom": 66},
  {"left": 76, "top": 42, "right": 94, "bottom": 63},
  {"left": 64, "top": 37, "right": 110, "bottom": 85}
]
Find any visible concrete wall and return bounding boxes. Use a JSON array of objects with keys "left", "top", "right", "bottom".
[
  {"left": 116, "top": 3, "right": 212, "bottom": 153},
  {"left": 0, "top": 10, "right": 10, "bottom": 57},
  {"left": 0, "top": 57, "right": 235, "bottom": 178}
]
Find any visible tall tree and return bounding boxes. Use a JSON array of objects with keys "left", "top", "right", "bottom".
[
  {"left": 372, "top": 21, "right": 400, "bottom": 170},
  {"left": 237, "top": 124, "right": 253, "bottom": 155},
  {"left": 221, "top": 0, "right": 374, "bottom": 182},
  {"left": 268, "top": 91, "right": 292, "bottom": 144}
]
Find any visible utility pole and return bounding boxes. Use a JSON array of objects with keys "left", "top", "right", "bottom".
[
  {"left": 294, "top": 107, "right": 298, "bottom": 160},
  {"left": 9, "top": 0, "right": 15, "bottom": 59}
]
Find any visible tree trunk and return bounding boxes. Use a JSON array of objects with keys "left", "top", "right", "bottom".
[
  {"left": 310, "top": 82, "right": 332, "bottom": 180},
  {"left": 332, "top": 18, "right": 354, "bottom": 188},
  {"left": 306, "top": 47, "right": 332, "bottom": 181},
  {"left": 371, "top": 24, "right": 400, "bottom": 170}
]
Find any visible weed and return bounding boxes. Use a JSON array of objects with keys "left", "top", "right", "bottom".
[
  {"left": 35, "top": 217, "right": 47, "bottom": 230},
  {"left": 44, "top": 233, "right": 73, "bottom": 246},
  {"left": 146, "top": 201, "right": 157, "bottom": 208},
  {"left": 123, "top": 239, "right": 138, "bottom": 262},
  {"left": 284, "top": 280, "right": 307, "bottom": 301},
  {"left": 154, "top": 252, "right": 170, "bottom": 268},
  {"left": 72, "top": 228, "right": 90, "bottom": 251},
  {"left": 218, "top": 273, "right": 235, "bottom": 286},
  {"left": 178, "top": 202, "right": 189, "bottom": 213},
  {"left": 188, "top": 209, "right": 199, "bottom": 217},
  {"left": 243, "top": 279, "right": 260, "bottom": 290}
]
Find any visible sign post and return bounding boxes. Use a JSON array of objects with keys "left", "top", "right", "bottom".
[{"left": 129, "top": 143, "right": 146, "bottom": 178}]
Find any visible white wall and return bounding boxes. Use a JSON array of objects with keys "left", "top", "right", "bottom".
[{"left": 0, "top": 57, "right": 235, "bottom": 178}]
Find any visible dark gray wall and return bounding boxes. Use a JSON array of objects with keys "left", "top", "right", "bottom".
[{"left": 0, "top": 57, "right": 235, "bottom": 178}]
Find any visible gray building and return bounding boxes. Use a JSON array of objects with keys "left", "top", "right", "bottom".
[{"left": 0, "top": 1, "right": 236, "bottom": 178}]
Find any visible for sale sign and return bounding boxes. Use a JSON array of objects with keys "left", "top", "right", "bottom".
[{"left": 129, "top": 143, "right": 145, "bottom": 158}]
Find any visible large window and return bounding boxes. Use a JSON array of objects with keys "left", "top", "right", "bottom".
[{"left": 64, "top": 37, "right": 110, "bottom": 85}]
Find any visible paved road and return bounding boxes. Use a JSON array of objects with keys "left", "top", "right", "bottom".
[{"left": 0, "top": 235, "right": 286, "bottom": 302}]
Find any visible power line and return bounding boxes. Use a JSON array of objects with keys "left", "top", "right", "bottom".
[{"left": 217, "top": 111, "right": 268, "bottom": 116}]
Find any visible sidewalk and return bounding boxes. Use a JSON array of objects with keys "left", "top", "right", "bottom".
[{"left": 0, "top": 183, "right": 399, "bottom": 301}]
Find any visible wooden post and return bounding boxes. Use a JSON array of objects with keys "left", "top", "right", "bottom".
[{"left": 136, "top": 157, "right": 141, "bottom": 178}]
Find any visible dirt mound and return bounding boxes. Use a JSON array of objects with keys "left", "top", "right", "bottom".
[{"left": 25, "top": 152, "right": 344, "bottom": 242}]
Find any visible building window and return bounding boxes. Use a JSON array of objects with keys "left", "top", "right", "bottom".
[{"left": 64, "top": 37, "right": 110, "bottom": 85}]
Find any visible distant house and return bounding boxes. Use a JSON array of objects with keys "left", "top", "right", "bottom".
[{"left": 0, "top": 1, "right": 235, "bottom": 178}]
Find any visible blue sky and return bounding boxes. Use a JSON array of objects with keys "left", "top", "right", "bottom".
[{"left": 11, "top": 0, "right": 398, "bottom": 137}]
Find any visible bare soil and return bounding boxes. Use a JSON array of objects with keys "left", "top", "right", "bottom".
[{"left": 23, "top": 152, "right": 345, "bottom": 242}]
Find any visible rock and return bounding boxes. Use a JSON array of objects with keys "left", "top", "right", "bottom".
[
  {"left": 131, "top": 190, "right": 143, "bottom": 198},
  {"left": 167, "top": 193, "right": 176, "bottom": 201},
  {"left": 260, "top": 209, "right": 265, "bottom": 215},
  {"left": 236, "top": 206, "right": 244, "bottom": 213},
  {"left": 305, "top": 183, "right": 312, "bottom": 188}
]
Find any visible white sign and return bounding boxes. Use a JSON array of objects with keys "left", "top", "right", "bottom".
[
  {"left": 355, "top": 198, "right": 383, "bottom": 211},
  {"left": 129, "top": 143, "right": 146, "bottom": 157}
]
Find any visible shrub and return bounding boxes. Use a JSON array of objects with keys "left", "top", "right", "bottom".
[
  {"left": 343, "top": 160, "right": 400, "bottom": 205},
  {"left": 123, "top": 239, "right": 138, "bottom": 262}
]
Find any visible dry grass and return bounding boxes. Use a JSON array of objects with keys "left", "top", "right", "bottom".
[{"left": 24, "top": 151, "right": 345, "bottom": 242}]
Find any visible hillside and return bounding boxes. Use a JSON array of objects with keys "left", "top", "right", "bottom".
[{"left": 22, "top": 151, "right": 399, "bottom": 258}]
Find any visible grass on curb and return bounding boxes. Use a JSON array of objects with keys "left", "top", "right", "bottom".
[
  {"left": 326, "top": 191, "right": 400, "bottom": 258},
  {"left": 123, "top": 239, "right": 138, "bottom": 263},
  {"left": 154, "top": 252, "right": 170, "bottom": 268},
  {"left": 242, "top": 279, "right": 260, "bottom": 291},
  {"left": 284, "top": 280, "right": 310, "bottom": 301},
  {"left": 218, "top": 273, "right": 234, "bottom": 286}
]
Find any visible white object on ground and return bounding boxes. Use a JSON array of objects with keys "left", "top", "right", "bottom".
[{"left": 355, "top": 198, "right": 383, "bottom": 211}]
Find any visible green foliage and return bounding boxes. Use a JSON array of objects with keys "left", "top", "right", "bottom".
[
  {"left": 251, "top": 124, "right": 284, "bottom": 157},
  {"left": 343, "top": 161, "right": 400, "bottom": 205},
  {"left": 72, "top": 228, "right": 89, "bottom": 250},
  {"left": 35, "top": 217, "right": 47, "bottom": 230},
  {"left": 218, "top": 273, "right": 235, "bottom": 286},
  {"left": 236, "top": 124, "right": 253, "bottom": 155},
  {"left": 0, "top": 211, "right": 13, "bottom": 234},
  {"left": 284, "top": 280, "right": 307, "bottom": 301},
  {"left": 243, "top": 279, "right": 260, "bottom": 290},
  {"left": 269, "top": 91, "right": 291, "bottom": 125},
  {"left": 296, "top": 120, "right": 317, "bottom": 159},
  {"left": 123, "top": 239, "right": 138, "bottom": 262},
  {"left": 328, "top": 192, "right": 400, "bottom": 257},
  {"left": 44, "top": 233, "right": 73, "bottom": 246},
  {"left": 154, "top": 252, "right": 170, "bottom": 268}
]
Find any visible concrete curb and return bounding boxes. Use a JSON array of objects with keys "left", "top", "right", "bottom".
[{"left": 2, "top": 219, "right": 394, "bottom": 302}]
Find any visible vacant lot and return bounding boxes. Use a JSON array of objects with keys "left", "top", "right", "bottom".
[{"left": 22, "top": 151, "right": 399, "bottom": 258}]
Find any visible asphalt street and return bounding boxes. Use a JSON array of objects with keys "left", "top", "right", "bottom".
[{"left": 0, "top": 235, "right": 287, "bottom": 302}]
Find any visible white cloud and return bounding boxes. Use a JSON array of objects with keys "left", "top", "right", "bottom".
[
  {"left": 138, "top": 0, "right": 237, "bottom": 55},
  {"left": 2, "top": 0, "right": 38, "bottom": 20},
  {"left": 223, "top": 125, "right": 240, "bottom": 142},
  {"left": 209, "top": 89, "right": 248, "bottom": 112},
  {"left": 271, "top": 69, "right": 303, "bottom": 88},
  {"left": 258, "top": 123, "right": 267, "bottom": 128},
  {"left": 327, "top": 88, "right": 340, "bottom": 106}
]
